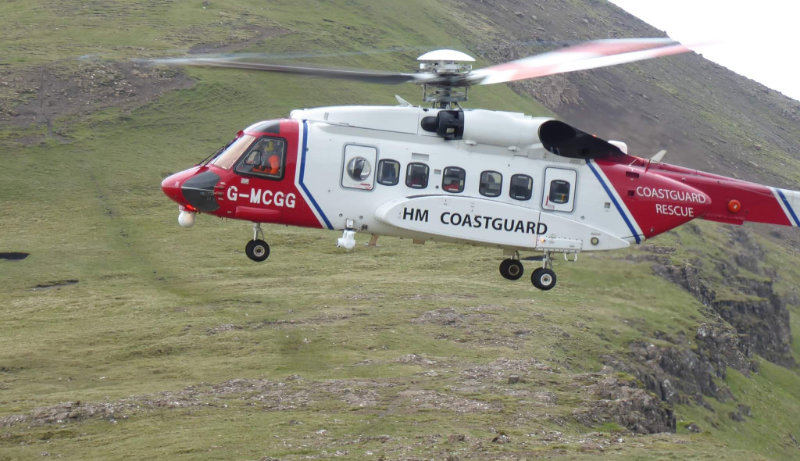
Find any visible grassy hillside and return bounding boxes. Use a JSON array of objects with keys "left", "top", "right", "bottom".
[{"left": 2, "top": 0, "right": 799, "bottom": 459}]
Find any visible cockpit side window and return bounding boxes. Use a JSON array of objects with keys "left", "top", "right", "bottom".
[{"left": 233, "top": 136, "right": 287, "bottom": 180}]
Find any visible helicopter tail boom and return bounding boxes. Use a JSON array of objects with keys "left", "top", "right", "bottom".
[{"left": 648, "top": 163, "right": 800, "bottom": 227}]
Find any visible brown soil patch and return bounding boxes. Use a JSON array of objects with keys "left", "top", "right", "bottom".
[{"left": 1, "top": 61, "right": 193, "bottom": 144}]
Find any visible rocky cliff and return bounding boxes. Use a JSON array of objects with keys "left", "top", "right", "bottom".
[{"left": 452, "top": 0, "right": 799, "bottom": 430}]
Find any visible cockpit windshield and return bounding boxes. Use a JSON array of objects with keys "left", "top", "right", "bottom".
[{"left": 210, "top": 134, "right": 255, "bottom": 170}]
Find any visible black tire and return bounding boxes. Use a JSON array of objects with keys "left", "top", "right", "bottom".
[
  {"left": 245, "top": 239, "right": 270, "bottom": 262},
  {"left": 531, "top": 268, "right": 556, "bottom": 290},
  {"left": 499, "top": 258, "right": 524, "bottom": 280}
]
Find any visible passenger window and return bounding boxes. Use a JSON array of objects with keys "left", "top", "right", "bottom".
[
  {"left": 549, "top": 179, "right": 571, "bottom": 204},
  {"left": 479, "top": 171, "right": 502, "bottom": 197},
  {"left": 406, "top": 162, "right": 429, "bottom": 189},
  {"left": 509, "top": 174, "right": 533, "bottom": 201},
  {"left": 234, "top": 136, "right": 286, "bottom": 180},
  {"left": 442, "top": 166, "right": 465, "bottom": 193},
  {"left": 377, "top": 159, "right": 400, "bottom": 186}
]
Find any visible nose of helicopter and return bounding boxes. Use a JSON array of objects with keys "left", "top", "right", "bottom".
[
  {"left": 163, "top": 169, "right": 220, "bottom": 212},
  {"left": 161, "top": 172, "right": 186, "bottom": 204}
]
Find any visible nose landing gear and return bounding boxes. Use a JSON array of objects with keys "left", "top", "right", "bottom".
[{"left": 245, "top": 222, "right": 270, "bottom": 262}]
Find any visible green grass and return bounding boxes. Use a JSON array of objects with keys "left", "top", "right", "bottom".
[
  {"left": 676, "top": 360, "right": 800, "bottom": 459},
  {"left": 1, "top": 0, "right": 799, "bottom": 459}
]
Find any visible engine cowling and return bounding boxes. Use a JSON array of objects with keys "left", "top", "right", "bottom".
[
  {"left": 421, "top": 110, "right": 624, "bottom": 159},
  {"left": 421, "top": 109, "right": 549, "bottom": 148}
]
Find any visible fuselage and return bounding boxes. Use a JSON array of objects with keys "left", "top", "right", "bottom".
[{"left": 161, "top": 105, "right": 800, "bottom": 255}]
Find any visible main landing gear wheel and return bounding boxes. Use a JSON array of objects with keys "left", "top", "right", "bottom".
[
  {"left": 531, "top": 268, "right": 557, "bottom": 290},
  {"left": 499, "top": 258, "right": 524, "bottom": 280},
  {"left": 245, "top": 239, "right": 270, "bottom": 262}
]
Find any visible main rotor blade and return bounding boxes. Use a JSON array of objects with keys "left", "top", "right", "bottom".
[
  {"left": 470, "top": 38, "right": 691, "bottom": 85},
  {"left": 148, "top": 57, "right": 419, "bottom": 85}
]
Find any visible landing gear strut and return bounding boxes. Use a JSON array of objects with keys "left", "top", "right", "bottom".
[
  {"left": 245, "top": 223, "right": 270, "bottom": 262},
  {"left": 531, "top": 252, "right": 557, "bottom": 290}
]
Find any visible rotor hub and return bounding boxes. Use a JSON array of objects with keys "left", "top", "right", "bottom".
[
  {"left": 417, "top": 50, "right": 476, "bottom": 108},
  {"left": 417, "top": 49, "right": 475, "bottom": 74}
]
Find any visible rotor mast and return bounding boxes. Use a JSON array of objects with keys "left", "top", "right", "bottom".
[{"left": 417, "top": 49, "right": 475, "bottom": 109}]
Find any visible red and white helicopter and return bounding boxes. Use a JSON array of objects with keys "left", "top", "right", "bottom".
[{"left": 159, "top": 38, "right": 800, "bottom": 290}]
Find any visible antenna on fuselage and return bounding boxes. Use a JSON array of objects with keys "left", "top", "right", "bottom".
[{"left": 650, "top": 149, "right": 667, "bottom": 162}]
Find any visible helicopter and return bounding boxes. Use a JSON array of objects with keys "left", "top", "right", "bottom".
[{"left": 159, "top": 38, "right": 800, "bottom": 290}]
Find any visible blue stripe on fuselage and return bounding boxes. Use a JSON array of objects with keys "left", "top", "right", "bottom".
[
  {"left": 586, "top": 159, "right": 641, "bottom": 244},
  {"left": 299, "top": 120, "right": 333, "bottom": 229}
]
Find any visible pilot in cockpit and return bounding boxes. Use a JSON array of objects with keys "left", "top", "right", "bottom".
[{"left": 244, "top": 138, "right": 283, "bottom": 177}]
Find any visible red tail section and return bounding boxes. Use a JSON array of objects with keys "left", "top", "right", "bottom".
[
  {"left": 649, "top": 163, "right": 800, "bottom": 228},
  {"left": 595, "top": 155, "right": 800, "bottom": 242},
  {"left": 594, "top": 158, "right": 712, "bottom": 239}
]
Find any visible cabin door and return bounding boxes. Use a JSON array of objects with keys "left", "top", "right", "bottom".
[
  {"left": 341, "top": 144, "right": 377, "bottom": 191},
  {"left": 541, "top": 168, "right": 577, "bottom": 213}
]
